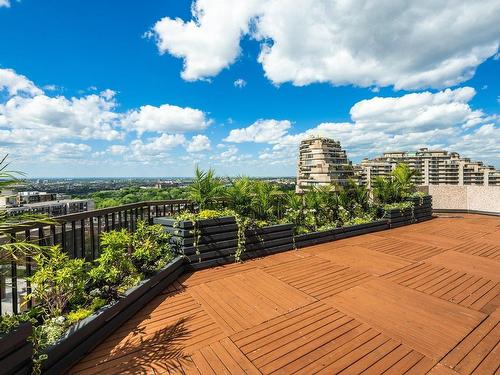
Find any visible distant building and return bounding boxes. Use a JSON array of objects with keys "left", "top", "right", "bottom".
[
  {"left": 1, "top": 190, "right": 94, "bottom": 217},
  {"left": 5, "top": 199, "right": 94, "bottom": 217},
  {"left": 357, "top": 148, "right": 500, "bottom": 188},
  {"left": 296, "top": 137, "right": 354, "bottom": 193},
  {"left": 17, "top": 191, "right": 57, "bottom": 204}
]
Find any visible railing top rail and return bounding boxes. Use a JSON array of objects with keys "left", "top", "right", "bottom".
[{"left": 4, "top": 199, "right": 195, "bottom": 233}]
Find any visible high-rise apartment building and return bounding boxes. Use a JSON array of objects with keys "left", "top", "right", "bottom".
[
  {"left": 296, "top": 137, "right": 354, "bottom": 193},
  {"left": 357, "top": 148, "right": 500, "bottom": 188}
]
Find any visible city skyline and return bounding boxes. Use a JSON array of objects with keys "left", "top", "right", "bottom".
[{"left": 1, "top": 1, "right": 499, "bottom": 177}]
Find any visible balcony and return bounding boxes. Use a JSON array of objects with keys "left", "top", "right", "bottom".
[{"left": 69, "top": 214, "right": 499, "bottom": 374}]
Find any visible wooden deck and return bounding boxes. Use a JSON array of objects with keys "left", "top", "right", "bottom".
[{"left": 71, "top": 214, "right": 500, "bottom": 374}]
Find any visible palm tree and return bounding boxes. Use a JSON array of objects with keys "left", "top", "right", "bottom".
[
  {"left": 187, "top": 166, "right": 224, "bottom": 210},
  {"left": 391, "top": 163, "right": 419, "bottom": 197},
  {"left": 372, "top": 176, "right": 400, "bottom": 204},
  {"left": 250, "top": 181, "right": 281, "bottom": 222},
  {"left": 225, "top": 177, "right": 253, "bottom": 217}
]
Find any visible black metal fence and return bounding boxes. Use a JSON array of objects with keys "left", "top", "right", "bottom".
[{"left": 0, "top": 199, "right": 197, "bottom": 315}]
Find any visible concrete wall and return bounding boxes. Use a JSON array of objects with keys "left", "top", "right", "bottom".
[{"left": 418, "top": 185, "right": 500, "bottom": 215}]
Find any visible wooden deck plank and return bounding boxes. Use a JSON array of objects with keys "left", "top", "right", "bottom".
[
  {"left": 314, "top": 245, "right": 413, "bottom": 276},
  {"left": 70, "top": 215, "right": 500, "bottom": 375},
  {"left": 427, "top": 250, "right": 500, "bottom": 281},
  {"left": 325, "top": 279, "right": 485, "bottom": 360}
]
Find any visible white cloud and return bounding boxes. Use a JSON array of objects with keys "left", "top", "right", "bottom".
[
  {"left": 237, "top": 87, "right": 498, "bottom": 165},
  {"left": 0, "top": 0, "right": 10, "bottom": 8},
  {"left": 107, "top": 145, "right": 128, "bottom": 155},
  {"left": 186, "top": 134, "right": 211, "bottom": 152},
  {"left": 149, "top": 0, "right": 263, "bottom": 81},
  {"left": 0, "top": 67, "right": 216, "bottom": 169},
  {"left": 0, "top": 68, "right": 43, "bottom": 96},
  {"left": 210, "top": 145, "right": 252, "bottom": 163},
  {"left": 125, "top": 104, "right": 211, "bottom": 134},
  {"left": 0, "top": 90, "right": 124, "bottom": 143},
  {"left": 151, "top": 0, "right": 500, "bottom": 89},
  {"left": 125, "top": 134, "right": 187, "bottom": 162},
  {"left": 234, "top": 78, "right": 246, "bottom": 88},
  {"left": 224, "top": 119, "right": 291, "bottom": 143}
]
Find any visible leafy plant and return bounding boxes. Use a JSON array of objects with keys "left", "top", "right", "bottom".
[
  {"left": 88, "top": 230, "right": 138, "bottom": 301},
  {"left": 224, "top": 177, "right": 253, "bottom": 217},
  {"left": 187, "top": 166, "right": 224, "bottom": 210},
  {"left": 392, "top": 163, "right": 419, "bottom": 197},
  {"left": 27, "top": 246, "right": 88, "bottom": 317},
  {"left": 0, "top": 310, "right": 39, "bottom": 336},
  {"left": 131, "top": 220, "right": 173, "bottom": 275}
]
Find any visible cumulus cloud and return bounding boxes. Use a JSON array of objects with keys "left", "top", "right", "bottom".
[
  {"left": 224, "top": 119, "right": 291, "bottom": 143},
  {"left": 0, "top": 68, "right": 43, "bottom": 96},
  {"left": 186, "top": 134, "right": 211, "bottom": 152},
  {"left": 210, "top": 145, "right": 252, "bottom": 163},
  {"left": 0, "top": 88, "right": 124, "bottom": 143},
  {"left": 124, "top": 104, "right": 211, "bottom": 134},
  {"left": 148, "top": 0, "right": 263, "bottom": 81},
  {"left": 232, "top": 87, "right": 499, "bottom": 165},
  {"left": 0, "top": 67, "right": 213, "bottom": 163},
  {"left": 150, "top": 0, "right": 500, "bottom": 89},
  {"left": 125, "top": 134, "right": 187, "bottom": 163},
  {"left": 0, "top": 0, "right": 10, "bottom": 8},
  {"left": 234, "top": 78, "right": 246, "bottom": 88}
]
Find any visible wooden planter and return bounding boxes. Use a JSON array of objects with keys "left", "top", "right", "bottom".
[
  {"left": 0, "top": 322, "right": 32, "bottom": 375},
  {"left": 41, "top": 256, "right": 184, "bottom": 375},
  {"left": 154, "top": 216, "right": 239, "bottom": 270},
  {"left": 294, "top": 228, "right": 336, "bottom": 249},
  {"left": 295, "top": 220, "right": 389, "bottom": 249},
  {"left": 385, "top": 195, "right": 433, "bottom": 228},
  {"left": 242, "top": 223, "right": 295, "bottom": 259}
]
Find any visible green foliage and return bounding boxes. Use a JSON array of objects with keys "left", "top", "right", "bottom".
[
  {"left": 89, "top": 230, "right": 137, "bottom": 301},
  {"left": 0, "top": 310, "right": 38, "bottom": 336},
  {"left": 373, "top": 163, "right": 419, "bottom": 204},
  {"left": 66, "top": 308, "right": 93, "bottom": 324},
  {"left": 27, "top": 246, "right": 88, "bottom": 317},
  {"left": 392, "top": 163, "right": 419, "bottom": 197},
  {"left": 175, "top": 209, "right": 236, "bottom": 223},
  {"left": 188, "top": 166, "right": 224, "bottom": 210},
  {"left": 383, "top": 201, "right": 414, "bottom": 212},
  {"left": 131, "top": 220, "right": 173, "bottom": 275},
  {"left": 224, "top": 177, "right": 253, "bottom": 217}
]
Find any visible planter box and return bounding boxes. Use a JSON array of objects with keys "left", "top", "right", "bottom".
[
  {"left": 245, "top": 223, "right": 294, "bottom": 252},
  {"left": 294, "top": 229, "right": 336, "bottom": 249},
  {"left": 154, "top": 216, "right": 235, "bottom": 229},
  {"left": 41, "top": 256, "right": 184, "bottom": 375},
  {"left": 335, "top": 220, "right": 389, "bottom": 238},
  {"left": 385, "top": 196, "right": 433, "bottom": 228},
  {"left": 0, "top": 322, "right": 32, "bottom": 375},
  {"left": 175, "top": 224, "right": 293, "bottom": 270},
  {"left": 155, "top": 216, "right": 239, "bottom": 269}
]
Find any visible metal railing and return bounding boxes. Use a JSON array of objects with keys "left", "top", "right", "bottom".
[{"left": 1, "top": 199, "right": 196, "bottom": 315}]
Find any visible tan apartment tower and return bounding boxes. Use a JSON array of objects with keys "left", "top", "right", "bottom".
[
  {"left": 296, "top": 137, "right": 354, "bottom": 193},
  {"left": 357, "top": 148, "right": 500, "bottom": 188}
]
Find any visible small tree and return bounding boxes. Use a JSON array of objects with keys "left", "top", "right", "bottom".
[
  {"left": 392, "top": 163, "right": 419, "bottom": 197},
  {"left": 187, "top": 166, "right": 224, "bottom": 210},
  {"left": 225, "top": 177, "right": 253, "bottom": 217}
]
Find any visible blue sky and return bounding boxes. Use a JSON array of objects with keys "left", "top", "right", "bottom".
[{"left": 0, "top": 0, "right": 499, "bottom": 177}]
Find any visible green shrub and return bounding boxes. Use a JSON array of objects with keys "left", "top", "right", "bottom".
[
  {"left": 89, "top": 230, "right": 138, "bottom": 301},
  {"left": 27, "top": 246, "right": 88, "bottom": 317},
  {"left": 66, "top": 308, "right": 93, "bottom": 324},
  {"left": 131, "top": 220, "right": 173, "bottom": 275}
]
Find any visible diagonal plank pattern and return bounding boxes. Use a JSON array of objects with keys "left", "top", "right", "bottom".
[{"left": 72, "top": 214, "right": 500, "bottom": 374}]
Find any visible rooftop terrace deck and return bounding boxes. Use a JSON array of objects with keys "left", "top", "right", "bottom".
[{"left": 72, "top": 214, "right": 500, "bottom": 374}]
